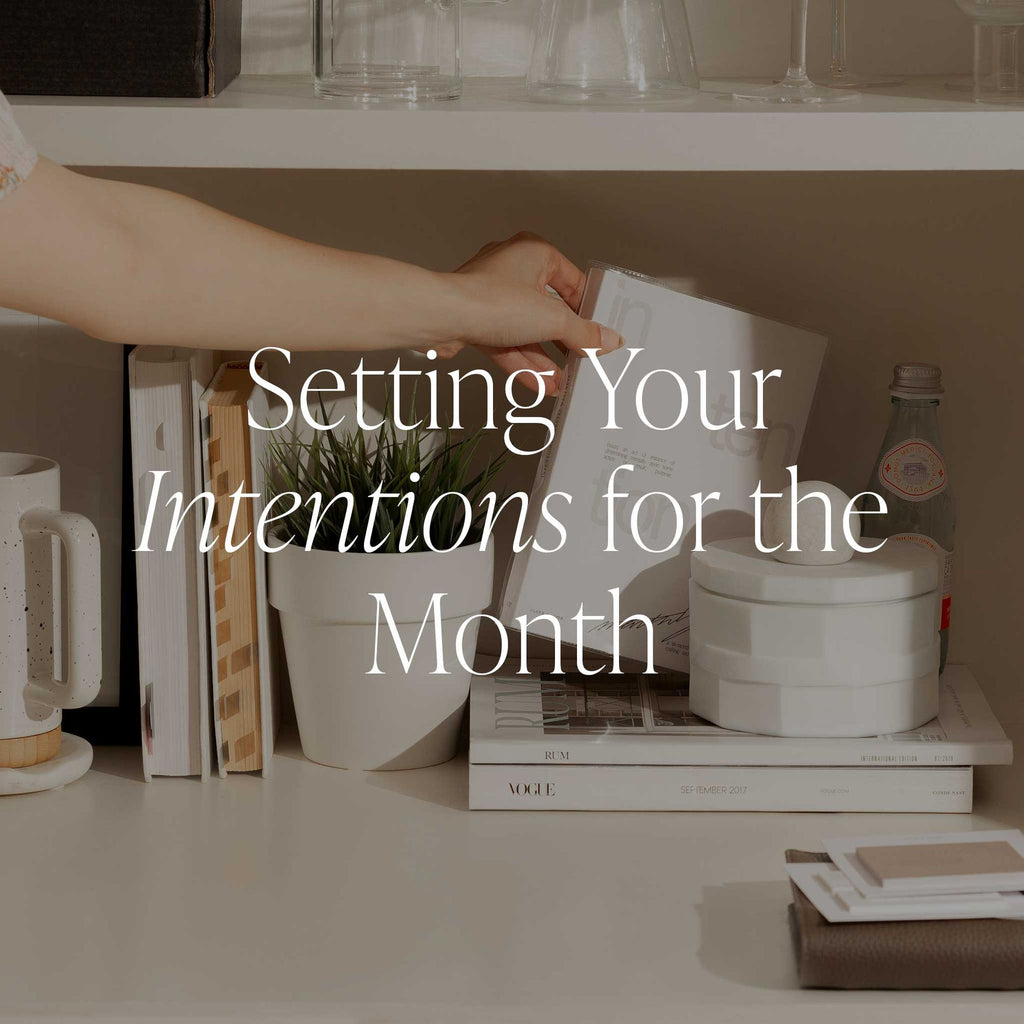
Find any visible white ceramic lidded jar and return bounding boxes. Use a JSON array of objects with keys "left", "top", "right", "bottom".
[{"left": 688, "top": 537, "right": 940, "bottom": 738}]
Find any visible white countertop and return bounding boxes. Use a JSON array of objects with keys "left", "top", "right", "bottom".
[{"left": 2, "top": 729, "right": 1022, "bottom": 1023}]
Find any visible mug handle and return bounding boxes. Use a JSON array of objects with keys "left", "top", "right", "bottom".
[{"left": 20, "top": 509, "right": 102, "bottom": 710}]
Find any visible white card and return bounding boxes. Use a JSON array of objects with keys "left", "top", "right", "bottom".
[
  {"left": 787, "top": 863, "right": 1024, "bottom": 923},
  {"left": 823, "top": 829, "right": 1024, "bottom": 898}
]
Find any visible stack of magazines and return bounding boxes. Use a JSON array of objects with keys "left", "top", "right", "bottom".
[{"left": 468, "top": 665, "right": 1011, "bottom": 812}]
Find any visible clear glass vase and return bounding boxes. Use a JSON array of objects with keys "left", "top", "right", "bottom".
[
  {"left": 314, "top": 0, "right": 462, "bottom": 102},
  {"left": 955, "top": 1, "right": 1024, "bottom": 104},
  {"left": 527, "top": 0, "right": 700, "bottom": 105},
  {"left": 823, "top": 0, "right": 903, "bottom": 89}
]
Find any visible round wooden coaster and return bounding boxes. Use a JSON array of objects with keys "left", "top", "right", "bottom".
[
  {"left": 0, "top": 733, "right": 92, "bottom": 795},
  {"left": 0, "top": 726, "right": 62, "bottom": 768}
]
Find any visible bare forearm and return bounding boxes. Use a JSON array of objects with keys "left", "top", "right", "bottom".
[
  {"left": 0, "top": 159, "right": 470, "bottom": 351},
  {"left": 0, "top": 159, "right": 620, "bottom": 386}
]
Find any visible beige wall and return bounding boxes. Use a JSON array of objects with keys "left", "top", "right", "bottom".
[{"left": 90, "top": 165, "right": 1024, "bottom": 726}]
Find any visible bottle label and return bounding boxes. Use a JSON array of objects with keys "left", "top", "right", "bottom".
[
  {"left": 889, "top": 533, "right": 953, "bottom": 631},
  {"left": 878, "top": 439, "right": 947, "bottom": 502}
]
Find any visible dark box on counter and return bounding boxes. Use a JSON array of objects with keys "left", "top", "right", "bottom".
[{"left": 0, "top": 1, "right": 242, "bottom": 98}]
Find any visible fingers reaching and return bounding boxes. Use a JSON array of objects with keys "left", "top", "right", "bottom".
[
  {"left": 542, "top": 246, "right": 588, "bottom": 313},
  {"left": 451, "top": 231, "right": 624, "bottom": 383},
  {"left": 551, "top": 303, "right": 622, "bottom": 357}
]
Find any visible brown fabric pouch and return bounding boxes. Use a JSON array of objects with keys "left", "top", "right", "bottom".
[{"left": 787, "top": 850, "right": 1024, "bottom": 990}]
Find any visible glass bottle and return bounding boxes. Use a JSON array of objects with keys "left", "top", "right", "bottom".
[{"left": 863, "top": 364, "right": 955, "bottom": 672}]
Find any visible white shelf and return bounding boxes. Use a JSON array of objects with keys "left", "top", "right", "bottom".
[
  {"left": 3, "top": 727, "right": 1023, "bottom": 1022},
  {"left": 12, "top": 75, "right": 1024, "bottom": 172}
]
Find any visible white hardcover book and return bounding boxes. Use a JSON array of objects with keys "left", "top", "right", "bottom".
[
  {"left": 469, "top": 665, "right": 1011, "bottom": 767},
  {"left": 499, "top": 264, "right": 827, "bottom": 672},
  {"left": 129, "top": 347, "right": 217, "bottom": 779},
  {"left": 468, "top": 764, "right": 974, "bottom": 812}
]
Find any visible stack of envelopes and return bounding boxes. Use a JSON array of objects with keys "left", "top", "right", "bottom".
[{"left": 787, "top": 831, "right": 1024, "bottom": 989}]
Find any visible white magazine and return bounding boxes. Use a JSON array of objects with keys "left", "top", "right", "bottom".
[
  {"left": 469, "top": 664, "right": 1012, "bottom": 767},
  {"left": 469, "top": 764, "right": 973, "bottom": 812}
]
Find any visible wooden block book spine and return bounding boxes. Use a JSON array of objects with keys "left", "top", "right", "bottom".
[{"left": 205, "top": 365, "right": 263, "bottom": 773}]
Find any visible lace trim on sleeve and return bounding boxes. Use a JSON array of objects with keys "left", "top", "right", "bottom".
[{"left": 0, "top": 90, "right": 39, "bottom": 199}]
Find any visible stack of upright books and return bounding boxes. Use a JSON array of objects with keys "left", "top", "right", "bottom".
[
  {"left": 468, "top": 665, "right": 1011, "bottom": 811},
  {"left": 129, "top": 350, "right": 279, "bottom": 780}
]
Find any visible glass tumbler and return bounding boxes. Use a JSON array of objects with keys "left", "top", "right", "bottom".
[
  {"left": 824, "top": 0, "right": 903, "bottom": 89},
  {"left": 527, "top": 0, "right": 700, "bottom": 105},
  {"left": 314, "top": 0, "right": 462, "bottom": 101},
  {"left": 954, "top": 0, "right": 1024, "bottom": 104}
]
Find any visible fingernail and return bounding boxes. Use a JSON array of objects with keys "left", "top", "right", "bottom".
[{"left": 599, "top": 326, "right": 623, "bottom": 352}]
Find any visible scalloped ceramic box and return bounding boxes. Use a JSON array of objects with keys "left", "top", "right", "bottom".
[{"left": 688, "top": 538, "right": 940, "bottom": 737}]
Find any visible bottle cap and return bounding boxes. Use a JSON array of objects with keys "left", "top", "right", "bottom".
[{"left": 890, "top": 363, "right": 944, "bottom": 400}]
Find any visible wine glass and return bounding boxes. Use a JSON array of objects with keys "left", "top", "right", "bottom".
[
  {"left": 954, "top": 0, "right": 1024, "bottom": 104},
  {"left": 823, "top": 0, "right": 904, "bottom": 89},
  {"left": 733, "top": 0, "right": 856, "bottom": 104}
]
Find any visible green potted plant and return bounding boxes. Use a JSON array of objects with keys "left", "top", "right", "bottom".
[{"left": 266, "top": 401, "right": 504, "bottom": 770}]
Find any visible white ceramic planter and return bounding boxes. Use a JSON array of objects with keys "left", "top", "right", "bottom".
[{"left": 269, "top": 543, "right": 494, "bottom": 770}]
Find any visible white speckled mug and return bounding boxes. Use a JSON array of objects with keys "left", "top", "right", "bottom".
[{"left": 0, "top": 454, "right": 101, "bottom": 768}]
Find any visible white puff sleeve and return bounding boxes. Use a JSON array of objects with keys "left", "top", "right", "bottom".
[{"left": 0, "top": 89, "right": 38, "bottom": 199}]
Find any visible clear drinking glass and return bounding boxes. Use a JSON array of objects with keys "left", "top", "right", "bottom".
[
  {"left": 527, "top": 0, "right": 700, "bottom": 105},
  {"left": 824, "top": 0, "right": 903, "bottom": 89},
  {"left": 955, "top": 0, "right": 1024, "bottom": 103},
  {"left": 733, "top": 0, "right": 855, "bottom": 104},
  {"left": 314, "top": 0, "right": 462, "bottom": 101}
]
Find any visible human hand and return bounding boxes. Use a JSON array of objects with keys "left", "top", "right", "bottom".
[{"left": 440, "top": 232, "right": 623, "bottom": 395}]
